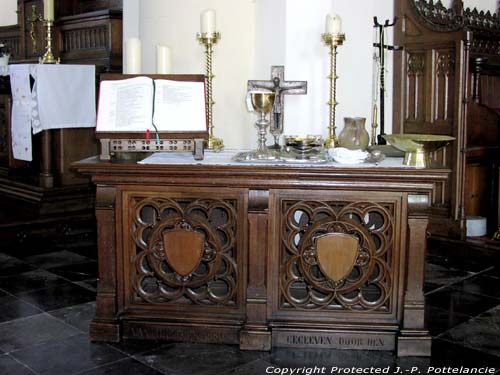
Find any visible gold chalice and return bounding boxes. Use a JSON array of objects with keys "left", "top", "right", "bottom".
[{"left": 234, "top": 92, "right": 279, "bottom": 162}]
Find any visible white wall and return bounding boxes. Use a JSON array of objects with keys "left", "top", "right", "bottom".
[
  {"left": 0, "top": 0, "right": 17, "bottom": 26},
  {"left": 276, "top": 0, "right": 394, "bottom": 140},
  {"left": 122, "top": 0, "right": 140, "bottom": 74}
]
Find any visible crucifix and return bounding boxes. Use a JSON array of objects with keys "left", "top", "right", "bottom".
[{"left": 248, "top": 66, "right": 307, "bottom": 149}]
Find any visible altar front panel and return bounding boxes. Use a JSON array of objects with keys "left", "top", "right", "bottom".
[
  {"left": 118, "top": 186, "right": 249, "bottom": 344},
  {"left": 269, "top": 189, "right": 406, "bottom": 351},
  {"left": 74, "top": 156, "right": 451, "bottom": 356}
]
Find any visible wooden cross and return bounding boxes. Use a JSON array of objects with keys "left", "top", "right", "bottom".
[{"left": 248, "top": 66, "right": 307, "bottom": 148}]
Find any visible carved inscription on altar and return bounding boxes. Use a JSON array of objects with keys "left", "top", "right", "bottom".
[
  {"left": 280, "top": 199, "right": 395, "bottom": 312},
  {"left": 273, "top": 331, "right": 394, "bottom": 350},
  {"left": 124, "top": 322, "right": 239, "bottom": 344},
  {"left": 129, "top": 195, "right": 239, "bottom": 307}
]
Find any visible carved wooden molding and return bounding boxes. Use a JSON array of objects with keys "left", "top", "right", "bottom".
[
  {"left": 436, "top": 51, "right": 455, "bottom": 76},
  {"left": 411, "top": 0, "right": 500, "bottom": 35},
  {"left": 471, "top": 38, "right": 500, "bottom": 55},
  {"left": 411, "top": 0, "right": 465, "bottom": 31},
  {"left": 407, "top": 53, "right": 426, "bottom": 75},
  {"left": 61, "top": 26, "right": 108, "bottom": 53}
]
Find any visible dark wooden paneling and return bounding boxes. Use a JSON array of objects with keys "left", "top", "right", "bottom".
[
  {"left": 0, "top": 0, "right": 122, "bottom": 243},
  {"left": 393, "top": 0, "right": 500, "bottom": 238}
]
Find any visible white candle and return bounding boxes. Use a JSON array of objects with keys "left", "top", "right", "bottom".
[
  {"left": 156, "top": 45, "right": 172, "bottom": 74},
  {"left": 125, "top": 38, "right": 141, "bottom": 74},
  {"left": 200, "top": 9, "right": 216, "bottom": 34},
  {"left": 44, "top": 0, "right": 54, "bottom": 21},
  {"left": 325, "top": 12, "right": 342, "bottom": 34}
]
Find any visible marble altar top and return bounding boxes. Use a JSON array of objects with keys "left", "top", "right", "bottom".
[{"left": 138, "top": 150, "right": 413, "bottom": 169}]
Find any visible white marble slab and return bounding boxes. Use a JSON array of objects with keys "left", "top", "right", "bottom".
[{"left": 138, "top": 150, "right": 412, "bottom": 168}]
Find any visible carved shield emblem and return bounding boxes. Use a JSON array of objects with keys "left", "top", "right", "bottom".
[
  {"left": 163, "top": 229, "right": 205, "bottom": 277},
  {"left": 315, "top": 233, "right": 359, "bottom": 282}
]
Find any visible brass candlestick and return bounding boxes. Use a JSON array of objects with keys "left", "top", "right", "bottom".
[
  {"left": 39, "top": 20, "right": 60, "bottom": 64},
  {"left": 196, "top": 31, "right": 223, "bottom": 151},
  {"left": 371, "top": 103, "right": 378, "bottom": 146},
  {"left": 321, "top": 32, "right": 345, "bottom": 149}
]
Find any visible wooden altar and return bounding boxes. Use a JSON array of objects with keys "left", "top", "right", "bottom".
[{"left": 74, "top": 154, "right": 450, "bottom": 356}]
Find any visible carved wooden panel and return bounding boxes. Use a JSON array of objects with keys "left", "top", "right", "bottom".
[
  {"left": 274, "top": 191, "right": 402, "bottom": 319},
  {"left": 404, "top": 49, "right": 455, "bottom": 133},
  {"left": 0, "top": 25, "right": 21, "bottom": 61},
  {"left": 405, "top": 51, "right": 426, "bottom": 122},
  {"left": 480, "top": 75, "right": 500, "bottom": 109},
  {"left": 394, "top": 0, "right": 500, "bottom": 238},
  {"left": 62, "top": 26, "right": 108, "bottom": 52},
  {"left": 434, "top": 49, "right": 455, "bottom": 124},
  {"left": 123, "top": 190, "right": 245, "bottom": 312}
]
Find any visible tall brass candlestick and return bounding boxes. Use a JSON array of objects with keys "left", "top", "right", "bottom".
[
  {"left": 39, "top": 20, "right": 60, "bottom": 64},
  {"left": 196, "top": 32, "right": 223, "bottom": 151},
  {"left": 321, "top": 33, "right": 345, "bottom": 149}
]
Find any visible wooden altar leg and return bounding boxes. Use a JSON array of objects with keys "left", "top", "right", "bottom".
[
  {"left": 240, "top": 190, "right": 271, "bottom": 351},
  {"left": 90, "top": 186, "right": 121, "bottom": 342},
  {"left": 397, "top": 216, "right": 431, "bottom": 356},
  {"left": 39, "top": 130, "right": 54, "bottom": 188}
]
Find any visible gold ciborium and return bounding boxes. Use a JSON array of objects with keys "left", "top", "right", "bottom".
[{"left": 234, "top": 92, "right": 279, "bottom": 161}]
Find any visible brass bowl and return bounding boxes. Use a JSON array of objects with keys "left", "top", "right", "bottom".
[{"left": 383, "top": 134, "right": 455, "bottom": 168}]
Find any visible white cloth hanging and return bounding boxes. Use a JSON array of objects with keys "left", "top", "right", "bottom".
[{"left": 8, "top": 64, "right": 96, "bottom": 161}]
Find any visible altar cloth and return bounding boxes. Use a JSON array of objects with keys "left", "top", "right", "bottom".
[
  {"left": 7, "top": 64, "right": 95, "bottom": 161},
  {"left": 138, "top": 150, "right": 412, "bottom": 168}
]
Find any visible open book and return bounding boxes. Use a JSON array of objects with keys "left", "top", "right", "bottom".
[{"left": 96, "top": 76, "right": 207, "bottom": 132}]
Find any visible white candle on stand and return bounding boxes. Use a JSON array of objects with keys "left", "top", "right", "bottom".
[
  {"left": 125, "top": 38, "right": 141, "bottom": 74},
  {"left": 44, "top": 0, "right": 55, "bottom": 21},
  {"left": 156, "top": 45, "right": 172, "bottom": 74},
  {"left": 200, "top": 9, "right": 216, "bottom": 34},
  {"left": 325, "top": 12, "right": 342, "bottom": 34}
]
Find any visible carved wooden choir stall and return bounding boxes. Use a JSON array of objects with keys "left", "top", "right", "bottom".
[
  {"left": 394, "top": 0, "right": 500, "bottom": 239},
  {"left": 0, "top": 0, "right": 122, "bottom": 241},
  {"left": 74, "top": 156, "right": 450, "bottom": 356}
]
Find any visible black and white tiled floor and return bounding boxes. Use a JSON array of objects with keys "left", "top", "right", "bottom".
[{"left": 0, "top": 242, "right": 499, "bottom": 374}]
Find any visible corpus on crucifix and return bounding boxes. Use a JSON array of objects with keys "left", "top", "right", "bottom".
[{"left": 248, "top": 66, "right": 307, "bottom": 149}]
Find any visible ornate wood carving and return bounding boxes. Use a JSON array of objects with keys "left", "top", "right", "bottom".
[
  {"left": 470, "top": 38, "right": 500, "bottom": 55},
  {"left": 411, "top": 0, "right": 464, "bottom": 31},
  {"left": 62, "top": 26, "right": 108, "bottom": 52},
  {"left": 395, "top": 0, "right": 500, "bottom": 238},
  {"left": 434, "top": 50, "right": 455, "bottom": 122},
  {"left": 412, "top": 0, "right": 500, "bottom": 32},
  {"left": 131, "top": 196, "right": 239, "bottom": 306},
  {"left": 280, "top": 200, "right": 394, "bottom": 312},
  {"left": 463, "top": 7, "right": 500, "bottom": 32},
  {"left": 406, "top": 52, "right": 426, "bottom": 122}
]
